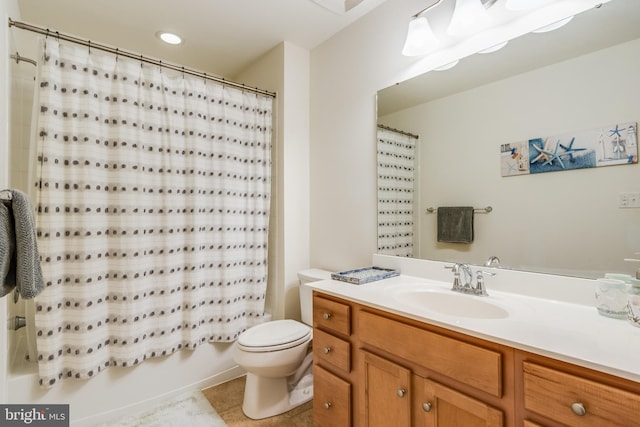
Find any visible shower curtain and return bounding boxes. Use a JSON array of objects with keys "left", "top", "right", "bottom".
[
  {"left": 31, "top": 39, "right": 273, "bottom": 387},
  {"left": 377, "top": 127, "right": 417, "bottom": 258}
]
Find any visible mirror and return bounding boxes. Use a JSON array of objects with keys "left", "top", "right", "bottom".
[{"left": 377, "top": 1, "right": 640, "bottom": 278}]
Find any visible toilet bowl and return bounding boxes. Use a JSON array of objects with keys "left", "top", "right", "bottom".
[{"left": 233, "top": 268, "right": 332, "bottom": 420}]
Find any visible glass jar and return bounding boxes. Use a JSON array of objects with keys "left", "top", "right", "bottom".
[
  {"left": 627, "top": 282, "right": 640, "bottom": 327},
  {"left": 595, "top": 278, "right": 628, "bottom": 319}
]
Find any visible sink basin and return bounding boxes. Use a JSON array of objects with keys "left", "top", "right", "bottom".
[{"left": 392, "top": 288, "right": 509, "bottom": 319}]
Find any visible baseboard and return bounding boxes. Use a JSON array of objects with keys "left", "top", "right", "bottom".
[{"left": 72, "top": 365, "right": 246, "bottom": 427}]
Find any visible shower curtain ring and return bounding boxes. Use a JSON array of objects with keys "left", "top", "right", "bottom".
[
  {"left": 55, "top": 31, "right": 60, "bottom": 42},
  {"left": 88, "top": 40, "right": 91, "bottom": 54},
  {"left": 115, "top": 48, "right": 119, "bottom": 62},
  {"left": 140, "top": 55, "right": 143, "bottom": 68}
]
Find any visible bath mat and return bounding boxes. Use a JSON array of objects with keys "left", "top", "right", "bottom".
[{"left": 98, "top": 390, "right": 227, "bottom": 427}]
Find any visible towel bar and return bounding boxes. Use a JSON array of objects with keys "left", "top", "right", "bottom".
[{"left": 426, "top": 206, "right": 492, "bottom": 214}]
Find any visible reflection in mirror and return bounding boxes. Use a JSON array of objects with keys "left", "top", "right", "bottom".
[{"left": 377, "top": 1, "right": 640, "bottom": 278}]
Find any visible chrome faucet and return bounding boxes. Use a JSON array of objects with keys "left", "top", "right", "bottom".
[
  {"left": 474, "top": 270, "right": 495, "bottom": 296},
  {"left": 484, "top": 256, "right": 501, "bottom": 268},
  {"left": 445, "top": 263, "right": 473, "bottom": 292},
  {"left": 445, "top": 263, "right": 495, "bottom": 296}
]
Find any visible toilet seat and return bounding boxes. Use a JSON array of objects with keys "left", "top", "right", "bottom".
[{"left": 237, "top": 319, "right": 312, "bottom": 353}]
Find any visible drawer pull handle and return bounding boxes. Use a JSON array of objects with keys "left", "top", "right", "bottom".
[
  {"left": 422, "top": 402, "right": 432, "bottom": 412},
  {"left": 324, "top": 402, "right": 332, "bottom": 409},
  {"left": 323, "top": 347, "right": 332, "bottom": 354},
  {"left": 323, "top": 312, "right": 332, "bottom": 320},
  {"left": 396, "top": 388, "right": 406, "bottom": 398},
  {"left": 571, "top": 402, "right": 586, "bottom": 416}
]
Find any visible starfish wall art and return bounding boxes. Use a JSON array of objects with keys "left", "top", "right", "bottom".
[{"left": 501, "top": 121, "right": 637, "bottom": 177}]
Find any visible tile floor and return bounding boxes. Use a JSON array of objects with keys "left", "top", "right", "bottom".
[{"left": 203, "top": 376, "right": 313, "bottom": 427}]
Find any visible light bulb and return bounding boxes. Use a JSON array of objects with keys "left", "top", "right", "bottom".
[
  {"left": 505, "top": 0, "right": 548, "bottom": 11},
  {"left": 447, "top": 0, "right": 491, "bottom": 37},
  {"left": 157, "top": 32, "right": 182, "bottom": 45}
]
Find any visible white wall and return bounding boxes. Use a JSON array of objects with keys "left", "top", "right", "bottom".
[
  {"left": 380, "top": 38, "right": 640, "bottom": 277},
  {"left": 1, "top": 0, "right": 24, "bottom": 404},
  {"left": 309, "top": 0, "right": 437, "bottom": 271},
  {"left": 235, "top": 41, "right": 311, "bottom": 321}
]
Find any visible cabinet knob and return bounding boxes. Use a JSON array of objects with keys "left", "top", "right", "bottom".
[
  {"left": 396, "top": 388, "right": 406, "bottom": 398},
  {"left": 324, "top": 402, "right": 332, "bottom": 410},
  {"left": 323, "top": 312, "right": 332, "bottom": 320},
  {"left": 323, "top": 347, "right": 332, "bottom": 354},
  {"left": 571, "top": 402, "right": 586, "bottom": 416},
  {"left": 422, "top": 402, "right": 432, "bottom": 412}
]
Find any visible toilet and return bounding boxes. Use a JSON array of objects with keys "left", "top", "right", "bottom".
[{"left": 233, "top": 268, "right": 332, "bottom": 419}]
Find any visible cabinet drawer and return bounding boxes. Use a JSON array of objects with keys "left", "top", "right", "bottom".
[
  {"left": 359, "top": 310, "right": 502, "bottom": 397},
  {"left": 313, "top": 328, "right": 351, "bottom": 372},
  {"left": 313, "top": 295, "right": 351, "bottom": 336},
  {"left": 314, "top": 364, "right": 351, "bottom": 427},
  {"left": 523, "top": 361, "right": 640, "bottom": 427}
]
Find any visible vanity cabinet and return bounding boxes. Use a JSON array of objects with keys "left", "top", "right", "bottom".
[
  {"left": 311, "top": 291, "right": 640, "bottom": 427},
  {"left": 361, "top": 350, "right": 411, "bottom": 426},
  {"left": 312, "top": 292, "right": 513, "bottom": 426},
  {"left": 516, "top": 351, "right": 640, "bottom": 427},
  {"left": 312, "top": 294, "right": 355, "bottom": 426},
  {"left": 414, "top": 375, "right": 503, "bottom": 427},
  {"left": 358, "top": 309, "right": 510, "bottom": 427}
]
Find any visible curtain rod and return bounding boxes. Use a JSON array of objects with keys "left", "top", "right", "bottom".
[
  {"left": 377, "top": 124, "right": 419, "bottom": 139},
  {"left": 8, "top": 18, "right": 276, "bottom": 99}
]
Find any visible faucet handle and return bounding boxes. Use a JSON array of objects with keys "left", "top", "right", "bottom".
[
  {"left": 474, "top": 270, "right": 495, "bottom": 296},
  {"left": 445, "top": 263, "right": 464, "bottom": 290}
]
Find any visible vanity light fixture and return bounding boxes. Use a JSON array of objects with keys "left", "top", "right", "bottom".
[
  {"left": 532, "top": 15, "right": 574, "bottom": 33},
  {"left": 505, "top": 0, "right": 548, "bottom": 11},
  {"left": 157, "top": 31, "right": 183, "bottom": 45},
  {"left": 402, "top": 0, "right": 443, "bottom": 56},
  {"left": 401, "top": 0, "right": 612, "bottom": 73},
  {"left": 447, "top": 0, "right": 492, "bottom": 36}
]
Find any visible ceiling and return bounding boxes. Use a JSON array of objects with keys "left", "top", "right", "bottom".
[{"left": 16, "top": 0, "right": 387, "bottom": 78}]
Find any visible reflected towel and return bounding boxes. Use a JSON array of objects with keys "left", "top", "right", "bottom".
[
  {"left": 0, "top": 190, "right": 44, "bottom": 299},
  {"left": 437, "top": 206, "right": 474, "bottom": 243}
]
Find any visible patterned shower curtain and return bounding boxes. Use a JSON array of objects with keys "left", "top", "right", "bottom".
[
  {"left": 31, "top": 39, "right": 273, "bottom": 387},
  {"left": 377, "top": 127, "right": 417, "bottom": 258}
]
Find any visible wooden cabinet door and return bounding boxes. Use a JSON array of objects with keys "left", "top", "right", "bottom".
[
  {"left": 314, "top": 364, "right": 351, "bottom": 427},
  {"left": 361, "top": 350, "right": 411, "bottom": 427},
  {"left": 414, "top": 376, "right": 503, "bottom": 427}
]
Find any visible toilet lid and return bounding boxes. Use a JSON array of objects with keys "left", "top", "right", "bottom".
[{"left": 237, "top": 319, "right": 311, "bottom": 352}]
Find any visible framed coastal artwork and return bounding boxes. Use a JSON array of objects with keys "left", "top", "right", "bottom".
[{"left": 500, "top": 121, "right": 638, "bottom": 177}]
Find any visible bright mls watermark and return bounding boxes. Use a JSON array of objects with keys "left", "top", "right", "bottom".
[{"left": 1, "top": 405, "right": 69, "bottom": 426}]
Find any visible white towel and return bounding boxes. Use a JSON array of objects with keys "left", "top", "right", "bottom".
[{"left": 0, "top": 189, "right": 44, "bottom": 299}]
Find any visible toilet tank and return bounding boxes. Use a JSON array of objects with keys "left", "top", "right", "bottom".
[{"left": 298, "top": 269, "right": 332, "bottom": 326}]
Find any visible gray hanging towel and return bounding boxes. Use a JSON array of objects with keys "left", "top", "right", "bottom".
[
  {"left": 437, "top": 206, "right": 474, "bottom": 244},
  {"left": 0, "top": 190, "right": 45, "bottom": 299},
  {"left": 0, "top": 198, "right": 17, "bottom": 297}
]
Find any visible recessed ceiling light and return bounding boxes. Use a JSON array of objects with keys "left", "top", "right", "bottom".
[{"left": 157, "top": 31, "right": 182, "bottom": 45}]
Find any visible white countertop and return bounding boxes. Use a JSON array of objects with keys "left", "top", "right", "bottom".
[{"left": 307, "top": 274, "right": 640, "bottom": 383}]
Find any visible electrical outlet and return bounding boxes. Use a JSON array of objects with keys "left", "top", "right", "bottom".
[
  {"left": 620, "top": 193, "right": 629, "bottom": 207},
  {"left": 619, "top": 192, "right": 640, "bottom": 208}
]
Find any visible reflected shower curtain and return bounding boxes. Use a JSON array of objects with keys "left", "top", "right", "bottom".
[
  {"left": 31, "top": 39, "right": 273, "bottom": 387},
  {"left": 377, "top": 127, "right": 416, "bottom": 257}
]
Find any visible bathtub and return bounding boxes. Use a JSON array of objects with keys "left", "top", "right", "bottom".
[{"left": 7, "top": 300, "right": 244, "bottom": 426}]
